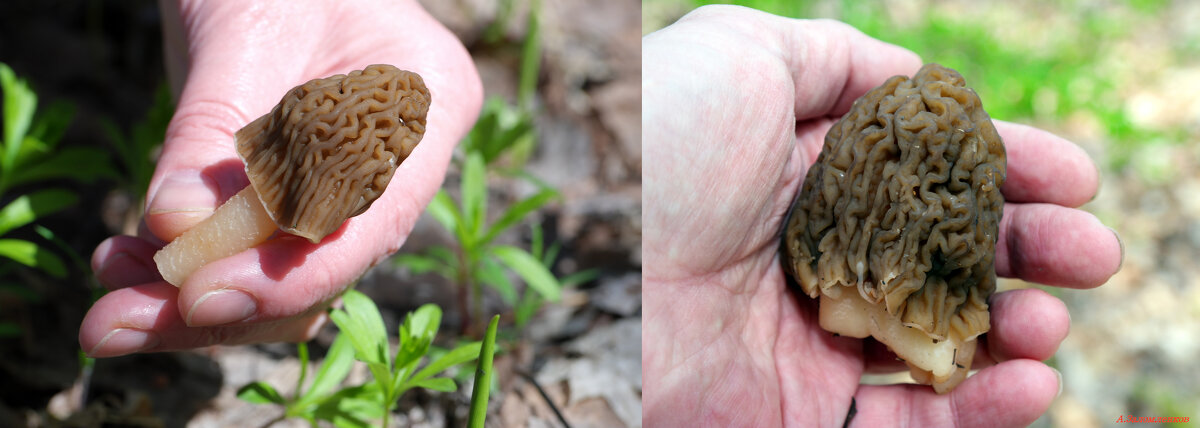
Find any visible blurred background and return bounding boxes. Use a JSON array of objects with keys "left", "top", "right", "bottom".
[
  {"left": 0, "top": 0, "right": 640, "bottom": 426},
  {"left": 646, "top": 0, "right": 1200, "bottom": 427}
]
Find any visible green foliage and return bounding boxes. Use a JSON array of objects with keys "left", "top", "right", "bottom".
[
  {"left": 459, "top": 97, "right": 537, "bottom": 171},
  {"left": 680, "top": 0, "right": 1176, "bottom": 169},
  {"left": 237, "top": 291, "right": 482, "bottom": 427},
  {"left": 395, "top": 151, "right": 563, "bottom": 332},
  {"left": 102, "top": 82, "right": 173, "bottom": 198},
  {"left": 397, "top": 1, "right": 574, "bottom": 334},
  {"left": 515, "top": 223, "right": 599, "bottom": 328},
  {"left": 518, "top": 0, "right": 543, "bottom": 111},
  {"left": 467, "top": 314, "right": 500, "bottom": 428},
  {"left": 0, "top": 62, "right": 115, "bottom": 280}
]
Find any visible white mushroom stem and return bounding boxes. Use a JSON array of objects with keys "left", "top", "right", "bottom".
[
  {"left": 818, "top": 288, "right": 977, "bottom": 393},
  {"left": 153, "top": 186, "right": 279, "bottom": 286}
]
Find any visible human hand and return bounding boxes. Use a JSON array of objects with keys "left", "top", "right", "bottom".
[
  {"left": 81, "top": 0, "right": 481, "bottom": 357},
  {"left": 643, "top": 6, "right": 1122, "bottom": 427}
]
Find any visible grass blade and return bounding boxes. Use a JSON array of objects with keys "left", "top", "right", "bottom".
[
  {"left": 467, "top": 315, "right": 500, "bottom": 428},
  {"left": 460, "top": 151, "right": 487, "bottom": 241}
]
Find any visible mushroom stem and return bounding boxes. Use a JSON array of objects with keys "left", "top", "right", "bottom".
[{"left": 153, "top": 186, "right": 279, "bottom": 286}]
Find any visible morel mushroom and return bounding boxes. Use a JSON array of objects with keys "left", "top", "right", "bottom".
[
  {"left": 154, "top": 64, "right": 431, "bottom": 286},
  {"left": 781, "top": 63, "right": 1006, "bottom": 393}
]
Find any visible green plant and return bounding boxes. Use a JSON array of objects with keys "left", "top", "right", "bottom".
[
  {"left": 514, "top": 223, "right": 598, "bottom": 328},
  {"left": 238, "top": 290, "right": 482, "bottom": 427},
  {"left": 395, "top": 151, "right": 561, "bottom": 335},
  {"left": 467, "top": 314, "right": 500, "bottom": 428},
  {"left": 102, "top": 82, "right": 173, "bottom": 199},
  {"left": 397, "top": 0, "right": 569, "bottom": 335},
  {"left": 458, "top": 96, "right": 536, "bottom": 172},
  {"left": 0, "top": 63, "right": 116, "bottom": 279}
]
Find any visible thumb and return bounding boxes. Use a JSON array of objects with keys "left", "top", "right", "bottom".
[
  {"left": 145, "top": 3, "right": 320, "bottom": 243},
  {"left": 143, "top": 96, "right": 254, "bottom": 243}
]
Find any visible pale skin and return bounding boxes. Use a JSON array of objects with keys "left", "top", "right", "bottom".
[
  {"left": 80, "top": 0, "right": 481, "bottom": 357},
  {"left": 644, "top": 6, "right": 1123, "bottom": 428}
]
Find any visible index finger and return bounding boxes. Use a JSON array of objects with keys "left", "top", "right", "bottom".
[{"left": 996, "top": 121, "right": 1099, "bottom": 207}]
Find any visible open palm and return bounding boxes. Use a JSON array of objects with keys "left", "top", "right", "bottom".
[
  {"left": 644, "top": 6, "right": 1122, "bottom": 427},
  {"left": 81, "top": 0, "right": 482, "bottom": 357}
]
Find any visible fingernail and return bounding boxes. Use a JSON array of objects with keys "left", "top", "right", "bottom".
[
  {"left": 1107, "top": 226, "right": 1124, "bottom": 273},
  {"left": 95, "top": 251, "right": 159, "bottom": 288},
  {"left": 1051, "top": 366, "right": 1063, "bottom": 398},
  {"left": 88, "top": 328, "right": 160, "bottom": 358},
  {"left": 187, "top": 288, "right": 258, "bottom": 327},
  {"left": 147, "top": 171, "right": 218, "bottom": 216}
]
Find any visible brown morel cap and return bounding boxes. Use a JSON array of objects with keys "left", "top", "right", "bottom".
[
  {"left": 782, "top": 63, "right": 1006, "bottom": 344},
  {"left": 235, "top": 64, "right": 431, "bottom": 243}
]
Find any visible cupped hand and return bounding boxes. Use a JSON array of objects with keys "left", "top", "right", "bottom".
[
  {"left": 643, "top": 6, "right": 1122, "bottom": 427},
  {"left": 81, "top": 0, "right": 482, "bottom": 357}
]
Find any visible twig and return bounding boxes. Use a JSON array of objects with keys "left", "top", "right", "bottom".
[{"left": 516, "top": 369, "right": 571, "bottom": 428}]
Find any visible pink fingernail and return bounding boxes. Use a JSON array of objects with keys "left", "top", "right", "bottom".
[
  {"left": 95, "top": 251, "right": 159, "bottom": 288},
  {"left": 88, "top": 328, "right": 160, "bottom": 358},
  {"left": 187, "top": 288, "right": 258, "bottom": 327},
  {"left": 147, "top": 171, "right": 218, "bottom": 216}
]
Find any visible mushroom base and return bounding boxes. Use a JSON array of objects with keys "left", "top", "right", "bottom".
[
  {"left": 154, "top": 186, "right": 279, "bottom": 286},
  {"left": 818, "top": 290, "right": 977, "bottom": 393}
]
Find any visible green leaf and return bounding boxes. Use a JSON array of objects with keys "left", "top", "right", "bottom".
[
  {"left": 530, "top": 221, "right": 545, "bottom": 261},
  {"left": 0, "top": 239, "right": 66, "bottom": 278},
  {"left": 1, "top": 63, "right": 36, "bottom": 169},
  {"left": 518, "top": 0, "right": 543, "bottom": 110},
  {"left": 26, "top": 100, "right": 73, "bottom": 149},
  {"left": 338, "top": 290, "right": 389, "bottom": 366},
  {"left": 479, "top": 187, "right": 558, "bottom": 247},
  {"left": 407, "top": 304, "right": 442, "bottom": 342},
  {"left": 309, "top": 385, "right": 383, "bottom": 427},
  {"left": 306, "top": 333, "right": 356, "bottom": 399},
  {"left": 410, "top": 342, "right": 482, "bottom": 384},
  {"left": 490, "top": 245, "right": 560, "bottom": 301},
  {"left": 514, "top": 290, "right": 543, "bottom": 328},
  {"left": 8, "top": 146, "right": 117, "bottom": 187},
  {"left": 409, "top": 377, "right": 458, "bottom": 392},
  {"left": 294, "top": 342, "right": 310, "bottom": 399},
  {"left": 394, "top": 305, "right": 440, "bottom": 377},
  {"left": 427, "top": 190, "right": 460, "bottom": 234},
  {"left": 461, "top": 99, "right": 500, "bottom": 163},
  {"left": 476, "top": 257, "right": 517, "bottom": 305},
  {"left": 12, "top": 136, "right": 49, "bottom": 171},
  {"left": 236, "top": 381, "right": 286, "bottom": 405},
  {"left": 0, "top": 189, "right": 77, "bottom": 236},
  {"left": 468, "top": 315, "right": 501, "bottom": 428},
  {"left": 460, "top": 151, "right": 487, "bottom": 241},
  {"left": 34, "top": 225, "right": 87, "bottom": 275},
  {"left": 559, "top": 268, "right": 601, "bottom": 288},
  {"left": 392, "top": 250, "right": 455, "bottom": 278}
]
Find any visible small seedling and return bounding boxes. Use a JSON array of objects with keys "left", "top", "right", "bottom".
[
  {"left": 394, "top": 150, "right": 562, "bottom": 335},
  {"left": 238, "top": 290, "right": 481, "bottom": 427}
]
